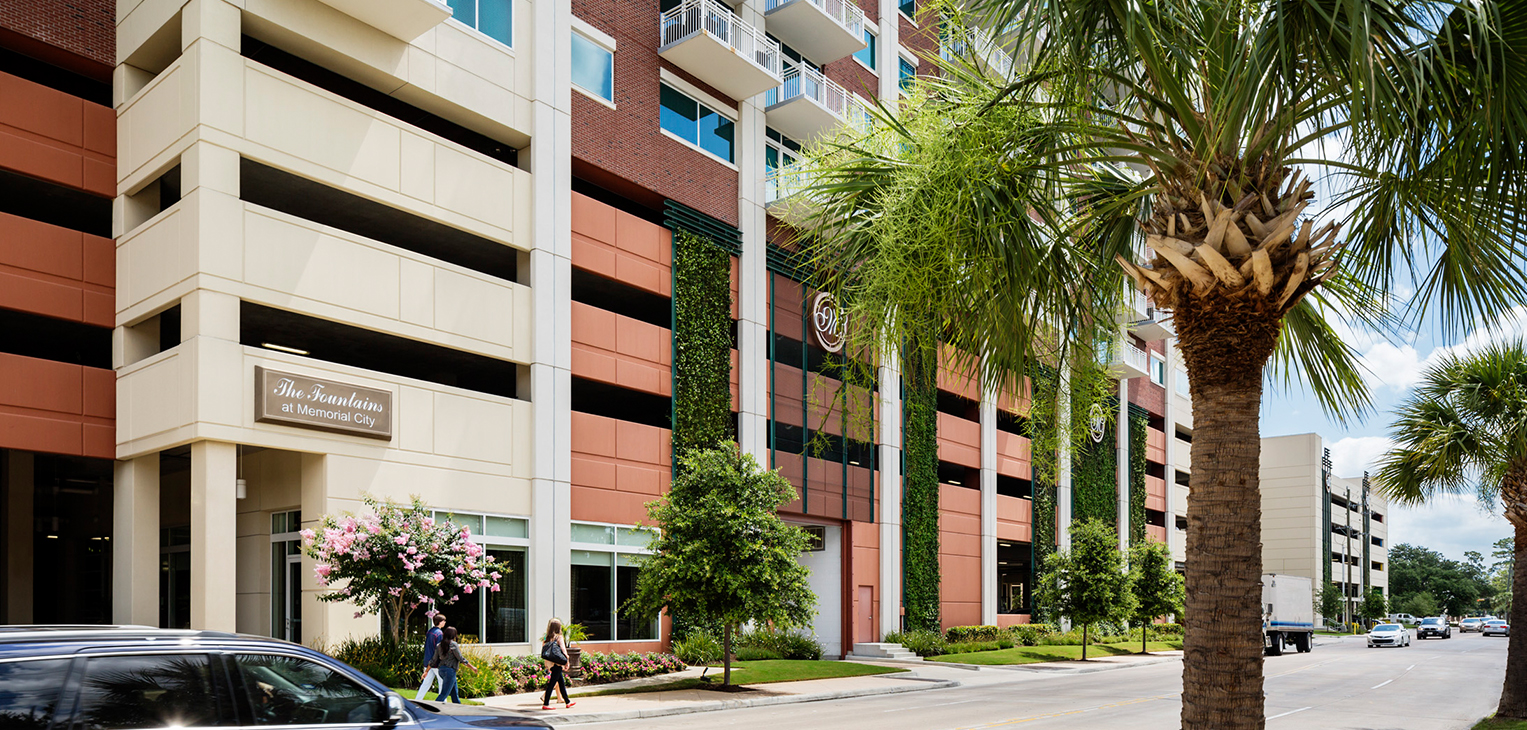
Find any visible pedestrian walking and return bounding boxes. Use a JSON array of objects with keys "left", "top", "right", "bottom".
[
  {"left": 540, "top": 618, "right": 575, "bottom": 710},
  {"left": 416, "top": 614, "right": 447, "bottom": 699},
  {"left": 433, "top": 626, "right": 475, "bottom": 704}
]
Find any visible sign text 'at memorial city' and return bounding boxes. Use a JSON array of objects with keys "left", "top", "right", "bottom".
[{"left": 254, "top": 366, "right": 393, "bottom": 439}]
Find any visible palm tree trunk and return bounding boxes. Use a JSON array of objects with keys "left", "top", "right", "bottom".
[
  {"left": 1177, "top": 294, "right": 1283, "bottom": 730},
  {"left": 1497, "top": 473, "right": 1527, "bottom": 718}
]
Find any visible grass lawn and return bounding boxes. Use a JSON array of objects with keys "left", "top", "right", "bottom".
[
  {"left": 1475, "top": 718, "right": 1527, "bottom": 729},
  {"left": 931, "top": 641, "right": 1184, "bottom": 665},
  {"left": 390, "top": 688, "right": 483, "bottom": 706},
  {"left": 573, "top": 660, "right": 907, "bottom": 697}
]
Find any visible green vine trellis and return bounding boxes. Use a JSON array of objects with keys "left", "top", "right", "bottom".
[
  {"left": 672, "top": 230, "right": 734, "bottom": 458},
  {"left": 1071, "top": 400, "right": 1118, "bottom": 529},
  {"left": 1129, "top": 408, "right": 1148, "bottom": 545},
  {"left": 902, "top": 351, "right": 941, "bottom": 632}
]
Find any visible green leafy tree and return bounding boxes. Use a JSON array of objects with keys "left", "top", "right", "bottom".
[
  {"left": 1397, "top": 592, "right": 1440, "bottom": 619},
  {"left": 1317, "top": 582, "right": 1344, "bottom": 626},
  {"left": 1128, "top": 540, "right": 1184, "bottom": 654},
  {"left": 1360, "top": 589, "right": 1389, "bottom": 625},
  {"left": 1038, "top": 519, "right": 1134, "bottom": 659},
  {"left": 1494, "top": 537, "right": 1516, "bottom": 615},
  {"left": 1378, "top": 343, "right": 1527, "bottom": 717},
  {"left": 797, "top": 0, "right": 1527, "bottom": 720},
  {"left": 624, "top": 443, "right": 816, "bottom": 687}
]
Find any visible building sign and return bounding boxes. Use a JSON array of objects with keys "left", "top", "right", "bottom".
[
  {"left": 1088, "top": 403, "right": 1108, "bottom": 443},
  {"left": 810, "top": 292, "right": 845, "bottom": 353},
  {"left": 255, "top": 367, "right": 393, "bottom": 440}
]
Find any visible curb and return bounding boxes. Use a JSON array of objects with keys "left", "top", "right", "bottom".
[
  {"left": 537, "top": 677, "right": 961, "bottom": 726},
  {"left": 984, "top": 655, "right": 1183, "bottom": 674}
]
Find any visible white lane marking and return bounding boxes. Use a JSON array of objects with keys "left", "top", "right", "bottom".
[
  {"left": 1371, "top": 679, "right": 1394, "bottom": 689},
  {"left": 1268, "top": 707, "right": 1311, "bottom": 720},
  {"left": 1407, "top": 664, "right": 1415, "bottom": 671}
]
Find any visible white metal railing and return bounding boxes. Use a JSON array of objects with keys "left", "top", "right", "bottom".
[
  {"left": 940, "top": 26, "right": 1014, "bottom": 78},
  {"left": 766, "top": 161, "right": 816, "bottom": 203},
  {"left": 766, "top": 64, "right": 868, "bottom": 124},
  {"left": 765, "top": 0, "right": 865, "bottom": 39},
  {"left": 660, "top": 0, "right": 781, "bottom": 78},
  {"left": 1123, "top": 342, "right": 1149, "bottom": 372}
]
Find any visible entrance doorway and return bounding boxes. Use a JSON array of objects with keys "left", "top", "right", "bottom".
[
  {"left": 272, "top": 510, "right": 302, "bottom": 642},
  {"left": 160, "top": 526, "right": 190, "bottom": 629},
  {"left": 856, "top": 586, "right": 873, "bottom": 644}
]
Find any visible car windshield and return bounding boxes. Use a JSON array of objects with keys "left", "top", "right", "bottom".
[
  {"left": 1373, "top": 624, "right": 1402, "bottom": 631},
  {"left": 1422, "top": 618, "right": 1443, "bottom": 625}
]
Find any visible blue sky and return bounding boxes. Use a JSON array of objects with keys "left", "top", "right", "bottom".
[{"left": 1257, "top": 307, "right": 1527, "bottom": 562}]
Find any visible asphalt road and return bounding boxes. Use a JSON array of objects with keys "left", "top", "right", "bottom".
[{"left": 585, "top": 631, "right": 1507, "bottom": 730}]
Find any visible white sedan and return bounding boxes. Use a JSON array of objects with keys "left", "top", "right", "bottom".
[{"left": 1368, "top": 623, "right": 1411, "bottom": 648}]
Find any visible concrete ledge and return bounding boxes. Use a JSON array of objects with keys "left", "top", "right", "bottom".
[{"left": 540, "top": 677, "right": 960, "bottom": 727}]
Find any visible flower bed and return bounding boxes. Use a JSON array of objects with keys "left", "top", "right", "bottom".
[{"left": 487, "top": 651, "right": 686, "bottom": 695}]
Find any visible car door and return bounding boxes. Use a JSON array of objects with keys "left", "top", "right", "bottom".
[
  {"left": 225, "top": 652, "right": 404, "bottom": 730},
  {"left": 66, "top": 651, "right": 236, "bottom": 730}
]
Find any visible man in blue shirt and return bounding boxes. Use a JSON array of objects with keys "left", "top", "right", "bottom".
[{"left": 416, "top": 614, "right": 448, "bottom": 698}]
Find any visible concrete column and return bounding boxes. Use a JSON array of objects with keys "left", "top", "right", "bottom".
[
  {"left": 878, "top": 353, "right": 903, "bottom": 637},
  {"left": 735, "top": 0, "right": 770, "bottom": 464},
  {"left": 528, "top": 0, "right": 574, "bottom": 635},
  {"left": 4, "top": 451, "right": 34, "bottom": 624},
  {"left": 979, "top": 374, "right": 998, "bottom": 625},
  {"left": 113, "top": 454, "right": 160, "bottom": 625},
  {"left": 1057, "top": 367, "right": 1072, "bottom": 551},
  {"left": 879, "top": 0, "right": 901, "bottom": 102},
  {"left": 190, "top": 440, "right": 238, "bottom": 630},
  {"left": 1117, "top": 376, "right": 1130, "bottom": 554}
]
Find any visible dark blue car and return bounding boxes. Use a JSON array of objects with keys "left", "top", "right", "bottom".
[{"left": 0, "top": 626, "right": 549, "bottom": 729}]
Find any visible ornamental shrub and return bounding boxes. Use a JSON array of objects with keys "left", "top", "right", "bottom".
[
  {"left": 302, "top": 495, "right": 504, "bottom": 642},
  {"left": 737, "top": 627, "right": 823, "bottom": 660},
  {"left": 672, "top": 629, "right": 723, "bottom": 666},
  {"left": 945, "top": 625, "right": 1004, "bottom": 643},
  {"left": 1007, "top": 624, "right": 1056, "bottom": 646},
  {"left": 885, "top": 629, "right": 947, "bottom": 657},
  {"left": 326, "top": 635, "right": 423, "bottom": 687}
]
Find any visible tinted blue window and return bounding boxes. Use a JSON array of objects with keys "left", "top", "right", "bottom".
[
  {"left": 479, "top": 0, "right": 512, "bottom": 45},
  {"left": 899, "top": 58, "right": 916, "bottom": 91},
  {"left": 853, "top": 29, "right": 876, "bottom": 70},
  {"left": 572, "top": 32, "right": 614, "bottom": 101},
  {"left": 660, "top": 83, "right": 699, "bottom": 143},
  {"left": 448, "top": 0, "right": 475, "bottom": 27},
  {"left": 900, "top": 0, "right": 915, "bottom": 17},
  {"left": 698, "top": 108, "right": 735, "bottom": 162}
]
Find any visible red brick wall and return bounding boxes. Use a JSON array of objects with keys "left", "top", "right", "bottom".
[
  {"left": 571, "top": 0, "right": 741, "bottom": 226},
  {"left": 0, "top": 0, "right": 113, "bottom": 73}
]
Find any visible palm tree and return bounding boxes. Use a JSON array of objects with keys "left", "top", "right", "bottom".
[
  {"left": 1377, "top": 342, "right": 1527, "bottom": 719},
  {"left": 793, "top": 0, "right": 1527, "bottom": 726}
]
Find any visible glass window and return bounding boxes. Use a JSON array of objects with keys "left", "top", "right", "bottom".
[
  {"left": 996, "top": 541, "right": 1031, "bottom": 614},
  {"left": 616, "top": 553, "right": 658, "bottom": 640},
  {"left": 572, "top": 523, "right": 616, "bottom": 545},
  {"left": 485, "top": 516, "right": 528, "bottom": 539},
  {"left": 485, "top": 548, "right": 528, "bottom": 643},
  {"left": 75, "top": 654, "right": 227, "bottom": 730},
  {"left": 1150, "top": 355, "right": 1166, "bottom": 386},
  {"left": 853, "top": 28, "right": 877, "bottom": 70},
  {"left": 1175, "top": 368, "right": 1190, "bottom": 396},
  {"left": 617, "top": 526, "right": 655, "bottom": 548},
  {"left": 899, "top": 0, "right": 916, "bottom": 18},
  {"left": 571, "top": 550, "right": 614, "bottom": 641},
  {"left": 448, "top": 0, "right": 512, "bottom": 47},
  {"left": 572, "top": 31, "right": 614, "bottom": 101},
  {"left": 898, "top": 57, "right": 916, "bottom": 92},
  {"left": 232, "top": 654, "right": 384, "bottom": 726},
  {"left": 0, "top": 659, "right": 69, "bottom": 727},
  {"left": 659, "top": 83, "right": 734, "bottom": 163}
]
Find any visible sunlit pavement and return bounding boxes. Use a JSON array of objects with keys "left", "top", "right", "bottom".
[{"left": 577, "top": 632, "right": 1505, "bottom": 729}]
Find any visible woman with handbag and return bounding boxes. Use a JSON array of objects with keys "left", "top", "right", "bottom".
[
  {"left": 433, "top": 626, "right": 475, "bottom": 703},
  {"left": 540, "top": 618, "right": 575, "bottom": 710}
]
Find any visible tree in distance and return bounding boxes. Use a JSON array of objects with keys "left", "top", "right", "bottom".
[
  {"left": 1379, "top": 342, "right": 1527, "bottom": 717},
  {"left": 795, "top": 0, "right": 1527, "bottom": 722},
  {"left": 623, "top": 443, "right": 816, "bottom": 687},
  {"left": 1038, "top": 519, "right": 1134, "bottom": 660},
  {"left": 1317, "top": 582, "right": 1345, "bottom": 628},
  {"left": 1396, "top": 591, "right": 1441, "bottom": 619},
  {"left": 1494, "top": 538, "right": 1515, "bottom": 616},
  {"left": 1129, "top": 539, "right": 1184, "bottom": 654},
  {"left": 1360, "top": 588, "right": 1389, "bottom": 626}
]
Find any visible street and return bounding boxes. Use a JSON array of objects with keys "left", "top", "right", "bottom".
[{"left": 585, "top": 632, "right": 1507, "bottom": 729}]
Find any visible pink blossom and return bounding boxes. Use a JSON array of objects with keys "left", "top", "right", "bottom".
[
  {"left": 433, "top": 572, "right": 444, "bottom": 582},
  {"left": 406, "top": 546, "right": 417, "bottom": 555},
  {"left": 394, "top": 535, "right": 408, "bottom": 545}
]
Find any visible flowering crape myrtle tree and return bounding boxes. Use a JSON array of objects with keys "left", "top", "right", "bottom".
[{"left": 302, "top": 495, "right": 501, "bottom": 642}]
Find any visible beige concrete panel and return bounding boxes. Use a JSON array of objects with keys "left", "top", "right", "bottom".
[
  {"left": 118, "top": 0, "right": 181, "bottom": 65},
  {"left": 244, "top": 65, "right": 402, "bottom": 189},
  {"left": 399, "top": 258, "right": 435, "bottom": 327},
  {"left": 244, "top": 208, "right": 403, "bottom": 319},
  {"left": 117, "top": 349, "right": 192, "bottom": 444},
  {"left": 243, "top": 0, "right": 414, "bottom": 89},
  {"left": 191, "top": 440, "right": 239, "bottom": 630},
  {"left": 116, "top": 205, "right": 192, "bottom": 315},
  {"left": 323, "top": 454, "right": 532, "bottom": 516},
  {"left": 183, "top": 0, "right": 243, "bottom": 50},
  {"left": 432, "top": 391, "right": 517, "bottom": 463},
  {"left": 236, "top": 592, "right": 271, "bottom": 637},
  {"left": 400, "top": 131, "right": 436, "bottom": 203},
  {"left": 235, "top": 532, "right": 269, "bottom": 634},
  {"left": 245, "top": 447, "right": 305, "bottom": 510},
  {"left": 190, "top": 43, "right": 245, "bottom": 139},
  {"left": 433, "top": 145, "right": 516, "bottom": 231},
  {"left": 195, "top": 189, "right": 247, "bottom": 282},
  {"left": 432, "top": 22, "right": 516, "bottom": 83},
  {"left": 120, "top": 59, "right": 193, "bottom": 183},
  {"left": 197, "top": 335, "right": 248, "bottom": 428},
  {"left": 398, "top": 385, "right": 435, "bottom": 453},
  {"left": 432, "top": 267, "right": 514, "bottom": 347}
]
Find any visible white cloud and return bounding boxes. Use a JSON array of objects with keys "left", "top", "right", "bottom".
[
  {"left": 1328, "top": 435, "right": 1394, "bottom": 479},
  {"left": 1346, "top": 306, "right": 1527, "bottom": 395},
  {"left": 1388, "top": 495, "right": 1510, "bottom": 562},
  {"left": 1356, "top": 342, "right": 1427, "bottom": 392}
]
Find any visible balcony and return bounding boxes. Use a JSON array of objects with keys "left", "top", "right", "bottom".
[
  {"left": 764, "top": 0, "right": 866, "bottom": 64},
  {"left": 1103, "top": 340, "right": 1150, "bottom": 380},
  {"left": 765, "top": 65, "right": 870, "bottom": 143},
  {"left": 659, "top": 0, "right": 783, "bottom": 101},
  {"left": 765, "top": 161, "right": 820, "bottom": 222},
  {"left": 315, "top": 0, "right": 452, "bottom": 41}
]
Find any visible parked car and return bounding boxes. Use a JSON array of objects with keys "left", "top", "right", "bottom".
[
  {"left": 0, "top": 626, "right": 551, "bottom": 728},
  {"left": 1368, "top": 623, "right": 1411, "bottom": 648},
  {"left": 1386, "top": 613, "right": 1420, "bottom": 627},
  {"left": 1483, "top": 619, "right": 1511, "bottom": 637},
  {"left": 1460, "top": 618, "right": 1485, "bottom": 632},
  {"left": 1418, "top": 617, "right": 1452, "bottom": 639}
]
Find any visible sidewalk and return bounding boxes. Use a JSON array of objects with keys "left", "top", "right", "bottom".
[{"left": 474, "top": 652, "right": 1185, "bottom": 726}]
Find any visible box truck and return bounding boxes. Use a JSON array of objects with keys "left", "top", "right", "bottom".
[{"left": 1263, "top": 573, "right": 1314, "bottom": 655}]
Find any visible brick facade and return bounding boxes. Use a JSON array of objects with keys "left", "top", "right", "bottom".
[{"left": 0, "top": 0, "right": 113, "bottom": 73}]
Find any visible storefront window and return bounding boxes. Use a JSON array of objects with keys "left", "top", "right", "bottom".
[
  {"left": 997, "top": 540, "right": 1032, "bottom": 614},
  {"left": 431, "top": 511, "right": 530, "bottom": 643},
  {"left": 571, "top": 523, "right": 659, "bottom": 641}
]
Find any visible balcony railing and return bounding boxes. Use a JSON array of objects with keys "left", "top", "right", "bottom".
[
  {"left": 765, "top": 64, "right": 870, "bottom": 140},
  {"left": 763, "top": 0, "right": 866, "bottom": 63},
  {"left": 1102, "top": 340, "right": 1150, "bottom": 379},
  {"left": 660, "top": 0, "right": 782, "bottom": 79},
  {"left": 766, "top": 0, "right": 865, "bottom": 37}
]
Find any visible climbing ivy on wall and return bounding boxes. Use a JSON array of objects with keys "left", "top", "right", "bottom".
[
  {"left": 671, "top": 230, "right": 734, "bottom": 458},
  {"left": 902, "top": 350, "right": 941, "bottom": 632},
  {"left": 1129, "top": 410, "right": 1148, "bottom": 546},
  {"left": 1030, "top": 475, "right": 1056, "bottom": 623},
  {"left": 1070, "top": 405, "right": 1118, "bottom": 530}
]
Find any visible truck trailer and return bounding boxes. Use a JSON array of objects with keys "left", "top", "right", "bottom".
[{"left": 1263, "top": 573, "right": 1314, "bottom": 655}]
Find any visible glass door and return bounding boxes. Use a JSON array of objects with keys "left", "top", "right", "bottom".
[{"left": 284, "top": 554, "right": 302, "bottom": 642}]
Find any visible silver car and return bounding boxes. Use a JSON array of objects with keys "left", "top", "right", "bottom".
[
  {"left": 1368, "top": 623, "right": 1411, "bottom": 647},
  {"left": 1461, "top": 618, "right": 1484, "bottom": 632},
  {"left": 1483, "top": 619, "right": 1511, "bottom": 637}
]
